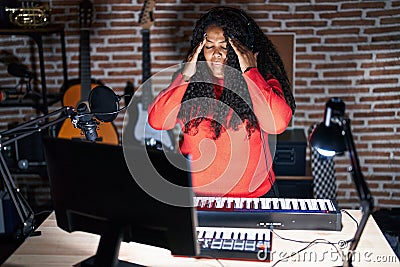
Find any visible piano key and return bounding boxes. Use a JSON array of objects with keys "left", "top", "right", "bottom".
[
  {"left": 246, "top": 231, "right": 257, "bottom": 240},
  {"left": 222, "top": 239, "right": 234, "bottom": 250},
  {"left": 204, "top": 230, "right": 216, "bottom": 239},
  {"left": 233, "top": 239, "right": 245, "bottom": 250},
  {"left": 279, "top": 198, "right": 291, "bottom": 210},
  {"left": 271, "top": 198, "right": 280, "bottom": 209},
  {"left": 226, "top": 197, "right": 234, "bottom": 209},
  {"left": 215, "top": 197, "right": 226, "bottom": 209},
  {"left": 310, "top": 199, "right": 320, "bottom": 210},
  {"left": 211, "top": 239, "right": 223, "bottom": 249},
  {"left": 297, "top": 199, "right": 307, "bottom": 210},
  {"left": 245, "top": 240, "right": 257, "bottom": 251},
  {"left": 289, "top": 198, "right": 299, "bottom": 210},
  {"left": 325, "top": 199, "right": 336, "bottom": 211}
]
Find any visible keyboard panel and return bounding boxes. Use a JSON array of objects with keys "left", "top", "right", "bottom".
[{"left": 196, "top": 227, "right": 272, "bottom": 261}]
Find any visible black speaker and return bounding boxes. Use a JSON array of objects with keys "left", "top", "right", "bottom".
[{"left": 272, "top": 128, "right": 307, "bottom": 176}]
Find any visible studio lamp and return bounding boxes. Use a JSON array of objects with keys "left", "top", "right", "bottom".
[{"left": 309, "top": 97, "right": 373, "bottom": 267}]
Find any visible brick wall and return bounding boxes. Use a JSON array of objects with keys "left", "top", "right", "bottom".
[{"left": 0, "top": 0, "right": 399, "bottom": 210}]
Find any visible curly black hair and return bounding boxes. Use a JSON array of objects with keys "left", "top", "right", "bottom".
[{"left": 177, "top": 6, "right": 296, "bottom": 139}]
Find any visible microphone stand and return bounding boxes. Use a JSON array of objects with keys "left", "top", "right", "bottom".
[
  {"left": 0, "top": 106, "right": 75, "bottom": 239},
  {"left": 340, "top": 116, "right": 374, "bottom": 267}
]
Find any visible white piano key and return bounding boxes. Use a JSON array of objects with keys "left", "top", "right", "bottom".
[
  {"left": 259, "top": 198, "right": 267, "bottom": 209},
  {"left": 225, "top": 197, "right": 234, "bottom": 209},
  {"left": 279, "top": 198, "right": 291, "bottom": 210},
  {"left": 264, "top": 198, "right": 272, "bottom": 209},
  {"left": 222, "top": 239, "right": 234, "bottom": 250},
  {"left": 231, "top": 230, "right": 240, "bottom": 240},
  {"left": 271, "top": 198, "right": 280, "bottom": 209},
  {"left": 233, "top": 239, "right": 245, "bottom": 250},
  {"left": 317, "top": 199, "right": 328, "bottom": 210},
  {"left": 305, "top": 199, "right": 319, "bottom": 210},
  {"left": 289, "top": 198, "right": 299, "bottom": 210},
  {"left": 214, "top": 197, "right": 225, "bottom": 209},
  {"left": 245, "top": 240, "right": 257, "bottom": 251},
  {"left": 197, "top": 230, "right": 205, "bottom": 239},
  {"left": 298, "top": 199, "right": 307, "bottom": 210},
  {"left": 221, "top": 230, "right": 232, "bottom": 239},
  {"left": 204, "top": 230, "right": 216, "bottom": 239},
  {"left": 245, "top": 198, "right": 252, "bottom": 209},
  {"left": 252, "top": 198, "right": 260, "bottom": 209},
  {"left": 210, "top": 239, "right": 223, "bottom": 249},
  {"left": 233, "top": 198, "right": 242, "bottom": 209},
  {"left": 325, "top": 199, "right": 336, "bottom": 211},
  {"left": 246, "top": 231, "right": 257, "bottom": 240}
]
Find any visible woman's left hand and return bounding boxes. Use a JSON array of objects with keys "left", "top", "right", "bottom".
[{"left": 228, "top": 37, "right": 258, "bottom": 73}]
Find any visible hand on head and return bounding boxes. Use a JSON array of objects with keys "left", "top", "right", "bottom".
[
  {"left": 181, "top": 34, "right": 207, "bottom": 81},
  {"left": 228, "top": 37, "right": 258, "bottom": 73}
]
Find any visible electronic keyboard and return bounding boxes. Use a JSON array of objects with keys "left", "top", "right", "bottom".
[
  {"left": 195, "top": 197, "right": 342, "bottom": 231},
  {"left": 196, "top": 226, "right": 272, "bottom": 261}
]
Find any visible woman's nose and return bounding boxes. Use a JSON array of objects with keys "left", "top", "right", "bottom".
[{"left": 213, "top": 48, "right": 222, "bottom": 57}]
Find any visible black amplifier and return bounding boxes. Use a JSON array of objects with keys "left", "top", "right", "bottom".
[{"left": 270, "top": 128, "right": 307, "bottom": 176}]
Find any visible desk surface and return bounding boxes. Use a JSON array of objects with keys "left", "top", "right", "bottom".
[{"left": 4, "top": 210, "right": 399, "bottom": 267}]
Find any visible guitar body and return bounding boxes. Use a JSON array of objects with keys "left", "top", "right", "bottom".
[
  {"left": 57, "top": 0, "right": 119, "bottom": 145},
  {"left": 131, "top": 99, "right": 174, "bottom": 151},
  {"left": 58, "top": 79, "right": 119, "bottom": 145}
]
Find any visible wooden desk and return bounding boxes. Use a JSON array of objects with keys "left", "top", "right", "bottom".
[{"left": 3, "top": 210, "right": 399, "bottom": 267}]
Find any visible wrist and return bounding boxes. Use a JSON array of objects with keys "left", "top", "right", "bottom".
[
  {"left": 243, "top": 67, "right": 256, "bottom": 73},
  {"left": 181, "top": 73, "right": 191, "bottom": 82}
]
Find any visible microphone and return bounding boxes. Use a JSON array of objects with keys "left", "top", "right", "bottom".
[
  {"left": 71, "top": 85, "right": 123, "bottom": 142},
  {"left": 75, "top": 102, "right": 98, "bottom": 142},
  {"left": 88, "top": 85, "right": 121, "bottom": 122}
]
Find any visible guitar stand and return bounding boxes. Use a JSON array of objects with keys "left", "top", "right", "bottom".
[{"left": 0, "top": 106, "right": 74, "bottom": 239}]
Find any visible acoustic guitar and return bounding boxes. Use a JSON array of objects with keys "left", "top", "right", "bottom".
[
  {"left": 127, "top": 0, "right": 175, "bottom": 151},
  {"left": 57, "top": 0, "right": 119, "bottom": 145}
]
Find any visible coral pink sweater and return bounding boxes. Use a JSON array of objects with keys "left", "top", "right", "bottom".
[{"left": 148, "top": 68, "right": 292, "bottom": 197}]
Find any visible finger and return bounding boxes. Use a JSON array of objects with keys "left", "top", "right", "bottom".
[
  {"left": 228, "top": 37, "right": 240, "bottom": 54},
  {"left": 187, "top": 41, "right": 203, "bottom": 62}
]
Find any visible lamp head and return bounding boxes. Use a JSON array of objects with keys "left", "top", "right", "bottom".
[{"left": 309, "top": 98, "right": 347, "bottom": 156}]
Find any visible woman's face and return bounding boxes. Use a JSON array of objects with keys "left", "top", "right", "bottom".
[{"left": 203, "top": 25, "right": 228, "bottom": 79}]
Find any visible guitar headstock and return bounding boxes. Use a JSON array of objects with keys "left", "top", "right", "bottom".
[
  {"left": 138, "top": 0, "right": 155, "bottom": 30},
  {"left": 79, "top": 0, "right": 93, "bottom": 29}
]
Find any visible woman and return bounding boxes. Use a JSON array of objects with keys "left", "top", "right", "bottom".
[{"left": 148, "top": 7, "right": 295, "bottom": 197}]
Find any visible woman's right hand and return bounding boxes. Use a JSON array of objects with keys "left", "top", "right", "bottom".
[{"left": 181, "top": 35, "right": 207, "bottom": 81}]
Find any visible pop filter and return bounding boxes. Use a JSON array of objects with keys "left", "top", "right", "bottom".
[{"left": 89, "top": 85, "right": 120, "bottom": 122}]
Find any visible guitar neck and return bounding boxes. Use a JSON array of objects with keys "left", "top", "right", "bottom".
[
  {"left": 80, "top": 29, "right": 92, "bottom": 101},
  {"left": 141, "top": 29, "right": 152, "bottom": 110}
]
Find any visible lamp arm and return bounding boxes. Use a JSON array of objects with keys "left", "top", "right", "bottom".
[{"left": 342, "top": 117, "right": 374, "bottom": 267}]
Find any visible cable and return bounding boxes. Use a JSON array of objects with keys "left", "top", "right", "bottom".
[{"left": 268, "top": 210, "right": 360, "bottom": 266}]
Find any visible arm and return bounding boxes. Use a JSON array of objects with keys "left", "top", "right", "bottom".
[
  {"left": 147, "top": 73, "right": 189, "bottom": 130},
  {"left": 228, "top": 37, "right": 292, "bottom": 133},
  {"left": 244, "top": 68, "right": 292, "bottom": 133},
  {"left": 149, "top": 36, "right": 207, "bottom": 130}
]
